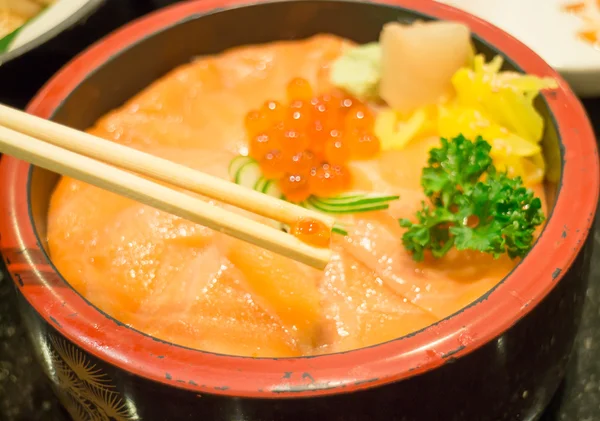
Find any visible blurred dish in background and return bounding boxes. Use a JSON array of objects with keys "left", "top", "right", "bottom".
[
  {"left": 562, "top": 0, "right": 600, "bottom": 46},
  {"left": 0, "top": 0, "right": 55, "bottom": 40},
  {"left": 0, "top": 0, "right": 102, "bottom": 65},
  {"left": 437, "top": 0, "right": 600, "bottom": 97}
]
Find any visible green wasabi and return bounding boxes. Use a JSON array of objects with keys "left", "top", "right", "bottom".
[{"left": 330, "top": 42, "right": 382, "bottom": 100}]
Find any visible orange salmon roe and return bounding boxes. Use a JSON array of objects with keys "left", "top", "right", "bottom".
[
  {"left": 290, "top": 218, "right": 331, "bottom": 248},
  {"left": 287, "top": 77, "right": 314, "bottom": 101},
  {"left": 280, "top": 173, "right": 311, "bottom": 203},
  {"left": 244, "top": 78, "right": 380, "bottom": 202},
  {"left": 309, "top": 164, "right": 351, "bottom": 197}
]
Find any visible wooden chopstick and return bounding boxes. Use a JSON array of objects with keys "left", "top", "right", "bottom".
[
  {"left": 0, "top": 124, "right": 332, "bottom": 270},
  {"left": 0, "top": 104, "right": 336, "bottom": 229}
]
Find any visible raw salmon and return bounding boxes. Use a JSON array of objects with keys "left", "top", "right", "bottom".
[{"left": 47, "top": 35, "right": 547, "bottom": 357}]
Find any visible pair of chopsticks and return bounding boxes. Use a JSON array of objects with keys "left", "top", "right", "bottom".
[{"left": 0, "top": 104, "right": 335, "bottom": 269}]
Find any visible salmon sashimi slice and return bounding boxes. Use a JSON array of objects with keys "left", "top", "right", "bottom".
[
  {"left": 49, "top": 196, "right": 215, "bottom": 317},
  {"left": 226, "top": 241, "right": 322, "bottom": 351},
  {"left": 131, "top": 247, "right": 300, "bottom": 357},
  {"left": 346, "top": 136, "right": 442, "bottom": 220},
  {"left": 87, "top": 34, "right": 353, "bottom": 154},
  {"left": 377, "top": 136, "right": 443, "bottom": 192},
  {"left": 47, "top": 179, "right": 139, "bottom": 303},
  {"left": 317, "top": 247, "right": 438, "bottom": 354},
  {"left": 50, "top": 180, "right": 300, "bottom": 357},
  {"left": 340, "top": 212, "right": 541, "bottom": 319}
]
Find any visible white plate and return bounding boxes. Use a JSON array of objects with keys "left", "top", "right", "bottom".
[
  {"left": 0, "top": 0, "right": 102, "bottom": 65},
  {"left": 437, "top": 0, "right": 600, "bottom": 97}
]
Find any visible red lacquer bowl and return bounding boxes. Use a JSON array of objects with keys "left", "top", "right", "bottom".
[{"left": 0, "top": 1, "right": 598, "bottom": 420}]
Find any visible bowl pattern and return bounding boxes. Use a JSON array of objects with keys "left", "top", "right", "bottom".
[
  {"left": 0, "top": 0, "right": 598, "bottom": 420},
  {"left": 45, "top": 334, "right": 136, "bottom": 420}
]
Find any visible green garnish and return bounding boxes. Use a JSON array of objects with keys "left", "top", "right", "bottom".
[
  {"left": 303, "top": 193, "right": 400, "bottom": 214},
  {"left": 229, "top": 155, "right": 399, "bottom": 220},
  {"left": 330, "top": 43, "right": 382, "bottom": 100},
  {"left": 400, "top": 135, "right": 545, "bottom": 262}
]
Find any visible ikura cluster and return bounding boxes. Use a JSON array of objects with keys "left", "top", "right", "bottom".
[{"left": 244, "top": 77, "right": 380, "bottom": 202}]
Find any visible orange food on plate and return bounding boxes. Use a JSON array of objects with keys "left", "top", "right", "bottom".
[{"left": 46, "top": 34, "right": 547, "bottom": 357}]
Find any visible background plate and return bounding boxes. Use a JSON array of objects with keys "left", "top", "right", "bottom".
[
  {"left": 437, "top": 0, "right": 600, "bottom": 97},
  {"left": 0, "top": 0, "right": 103, "bottom": 65}
]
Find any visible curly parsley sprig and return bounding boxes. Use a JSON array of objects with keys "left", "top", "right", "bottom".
[{"left": 400, "top": 135, "right": 545, "bottom": 262}]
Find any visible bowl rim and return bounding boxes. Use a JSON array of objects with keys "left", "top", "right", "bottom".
[{"left": 0, "top": 0, "right": 598, "bottom": 398}]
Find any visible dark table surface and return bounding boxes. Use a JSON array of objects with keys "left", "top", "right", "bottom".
[{"left": 0, "top": 1, "right": 599, "bottom": 420}]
